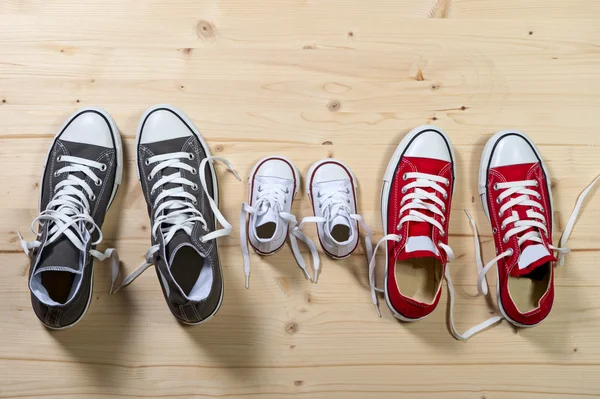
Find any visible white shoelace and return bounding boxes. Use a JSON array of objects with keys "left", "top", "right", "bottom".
[
  {"left": 18, "top": 155, "right": 119, "bottom": 292},
  {"left": 240, "top": 181, "right": 315, "bottom": 288},
  {"left": 292, "top": 185, "right": 373, "bottom": 283},
  {"left": 368, "top": 172, "right": 455, "bottom": 316},
  {"left": 112, "top": 155, "right": 240, "bottom": 293},
  {"left": 450, "top": 176, "right": 600, "bottom": 340}
]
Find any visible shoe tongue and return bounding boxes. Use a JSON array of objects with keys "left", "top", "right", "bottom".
[
  {"left": 511, "top": 243, "right": 555, "bottom": 277},
  {"left": 256, "top": 207, "right": 278, "bottom": 227},
  {"left": 396, "top": 235, "right": 441, "bottom": 262},
  {"left": 37, "top": 235, "right": 83, "bottom": 272},
  {"left": 165, "top": 230, "right": 194, "bottom": 265},
  {"left": 330, "top": 215, "right": 351, "bottom": 231}
]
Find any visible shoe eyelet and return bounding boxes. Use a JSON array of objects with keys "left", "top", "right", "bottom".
[
  {"left": 95, "top": 179, "right": 102, "bottom": 186},
  {"left": 191, "top": 167, "right": 197, "bottom": 175},
  {"left": 534, "top": 181, "right": 539, "bottom": 187},
  {"left": 401, "top": 187, "right": 407, "bottom": 194},
  {"left": 317, "top": 192, "right": 322, "bottom": 198},
  {"left": 90, "top": 194, "right": 96, "bottom": 201},
  {"left": 540, "top": 207, "right": 544, "bottom": 212},
  {"left": 496, "top": 197, "right": 501, "bottom": 204},
  {"left": 443, "top": 193, "right": 448, "bottom": 199},
  {"left": 498, "top": 211, "right": 503, "bottom": 217},
  {"left": 440, "top": 231, "right": 445, "bottom": 237},
  {"left": 492, "top": 227, "right": 498, "bottom": 234},
  {"left": 403, "top": 173, "right": 408, "bottom": 180},
  {"left": 493, "top": 183, "right": 499, "bottom": 190},
  {"left": 151, "top": 189, "right": 155, "bottom": 195},
  {"left": 191, "top": 183, "right": 198, "bottom": 191},
  {"left": 57, "top": 155, "right": 62, "bottom": 162},
  {"left": 192, "top": 199, "right": 198, "bottom": 205},
  {"left": 318, "top": 203, "right": 322, "bottom": 209},
  {"left": 346, "top": 188, "right": 350, "bottom": 194},
  {"left": 54, "top": 171, "right": 61, "bottom": 178},
  {"left": 536, "top": 194, "right": 541, "bottom": 200},
  {"left": 438, "top": 241, "right": 442, "bottom": 246},
  {"left": 147, "top": 174, "right": 153, "bottom": 181},
  {"left": 347, "top": 199, "right": 351, "bottom": 204},
  {"left": 145, "top": 158, "right": 151, "bottom": 166},
  {"left": 441, "top": 216, "right": 446, "bottom": 222},
  {"left": 507, "top": 248, "right": 514, "bottom": 256},
  {"left": 258, "top": 187, "right": 263, "bottom": 192},
  {"left": 503, "top": 237, "right": 509, "bottom": 243},
  {"left": 442, "top": 205, "right": 446, "bottom": 211},
  {"left": 285, "top": 189, "right": 290, "bottom": 194},
  {"left": 100, "top": 163, "right": 107, "bottom": 172},
  {"left": 444, "top": 180, "right": 450, "bottom": 187},
  {"left": 188, "top": 153, "right": 195, "bottom": 160}
]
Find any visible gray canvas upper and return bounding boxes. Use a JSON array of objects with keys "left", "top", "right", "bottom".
[
  {"left": 136, "top": 106, "right": 223, "bottom": 324},
  {"left": 27, "top": 109, "right": 120, "bottom": 329}
]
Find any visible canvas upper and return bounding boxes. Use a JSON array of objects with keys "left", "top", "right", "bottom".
[
  {"left": 20, "top": 108, "right": 122, "bottom": 329},
  {"left": 117, "top": 104, "right": 239, "bottom": 324}
]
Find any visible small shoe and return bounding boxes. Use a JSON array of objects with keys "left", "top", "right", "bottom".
[
  {"left": 292, "top": 159, "right": 373, "bottom": 282},
  {"left": 240, "top": 156, "right": 316, "bottom": 287},
  {"left": 18, "top": 108, "right": 123, "bottom": 329},
  {"left": 450, "top": 130, "right": 600, "bottom": 340},
  {"left": 114, "top": 105, "right": 240, "bottom": 325},
  {"left": 369, "top": 126, "right": 456, "bottom": 319}
]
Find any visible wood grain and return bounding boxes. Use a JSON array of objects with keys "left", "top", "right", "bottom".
[{"left": 1, "top": 0, "right": 600, "bottom": 398}]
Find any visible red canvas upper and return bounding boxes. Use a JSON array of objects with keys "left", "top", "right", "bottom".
[
  {"left": 486, "top": 162, "right": 556, "bottom": 326},
  {"left": 385, "top": 156, "right": 453, "bottom": 320}
]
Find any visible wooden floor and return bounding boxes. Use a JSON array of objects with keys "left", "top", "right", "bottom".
[{"left": 2, "top": 0, "right": 600, "bottom": 398}]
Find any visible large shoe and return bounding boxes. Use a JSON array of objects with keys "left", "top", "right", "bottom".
[
  {"left": 369, "top": 126, "right": 456, "bottom": 319},
  {"left": 19, "top": 108, "right": 122, "bottom": 329},
  {"left": 449, "top": 130, "right": 600, "bottom": 340},
  {"left": 115, "top": 105, "right": 239, "bottom": 325}
]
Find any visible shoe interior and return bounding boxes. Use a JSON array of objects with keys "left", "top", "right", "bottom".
[
  {"left": 41, "top": 271, "right": 75, "bottom": 304},
  {"left": 508, "top": 263, "right": 551, "bottom": 313},
  {"left": 170, "top": 246, "right": 213, "bottom": 300},
  {"left": 256, "top": 222, "right": 276, "bottom": 239},
  {"left": 331, "top": 224, "right": 351, "bottom": 242},
  {"left": 395, "top": 256, "right": 443, "bottom": 304}
]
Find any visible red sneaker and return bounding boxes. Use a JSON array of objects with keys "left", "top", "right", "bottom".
[
  {"left": 369, "top": 126, "right": 456, "bottom": 320},
  {"left": 449, "top": 130, "right": 600, "bottom": 340}
]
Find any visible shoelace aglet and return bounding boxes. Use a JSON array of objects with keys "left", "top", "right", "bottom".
[
  {"left": 245, "top": 274, "right": 250, "bottom": 289},
  {"left": 374, "top": 304, "right": 382, "bottom": 318},
  {"left": 313, "top": 271, "right": 319, "bottom": 283},
  {"left": 17, "top": 231, "right": 30, "bottom": 256}
]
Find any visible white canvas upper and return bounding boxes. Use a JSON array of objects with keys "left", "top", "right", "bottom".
[
  {"left": 291, "top": 159, "right": 373, "bottom": 282},
  {"left": 241, "top": 156, "right": 316, "bottom": 287},
  {"left": 308, "top": 160, "right": 359, "bottom": 258}
]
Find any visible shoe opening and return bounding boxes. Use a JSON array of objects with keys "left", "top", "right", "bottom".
[
  {"left": 395, "top": 256, "right": 443, "bottom": 304},
  {"left": 170, "top": 245, "right": 213, "bottom": 301},
  {"left": 508, "top": 262, "right": 551, "bottom": 313}
]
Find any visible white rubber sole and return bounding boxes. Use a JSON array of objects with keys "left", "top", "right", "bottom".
[
  {"left": 380, "top": 125, "right": 456, "bottom": 322},
  {"left": 305, "top": 158, "right": 359, "bottom": 260},
  {"left": 246, "top": 155, "right": 301, "bottom": 257},
  {"left": 135, "top": 104, "right": 223, "bottom": 326},
  {"left": 40, "top": 107, "right": 123, "bottom": 330},
  {"left": 478, "top": 130, "right": 552, "bottom": 329}
]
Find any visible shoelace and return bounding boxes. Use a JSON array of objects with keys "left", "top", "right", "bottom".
[
  {"left": 292, "top": 185, "right": 373, "bottom": 283},
  {"left": 240, "top": 181, "right": 315, "bottom": 288},
  {"left": 449, "top": 175, "right": 600, "bottom": 340},
  {"left": 368, "top": 172, "right": 455, "bottom": 316},
  {"left": 18, "top": 155, "right": 119, "bottom": 292},
  {"left": 112, "top": 155, "right": 240, "bottom": 292}
]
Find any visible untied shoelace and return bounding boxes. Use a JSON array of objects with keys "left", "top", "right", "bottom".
[
  {"left": 291, "top": 183, "right": 373, "bottom": 283},
  {"left": 449, "top": 175, "right": 600, "bottom": 340},
  {"left": 18, "top": 155, "right": 120, "bottom": 291},
  {"left": 368, "top": 172, "right": 455, "bottom": 317},
  {"left": 111, "top": 154, "right": 240, "bottom": 293},
  {"left": 240, "top": 180, "right": 316, "bottom": 287}
]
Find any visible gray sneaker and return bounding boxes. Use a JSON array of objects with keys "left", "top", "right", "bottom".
[
  {"left": 113, "top": 105, "right": 239, "bottom": 325},
  {"left": 19, "top": 108, "right": 122, "bottom": 329}
]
